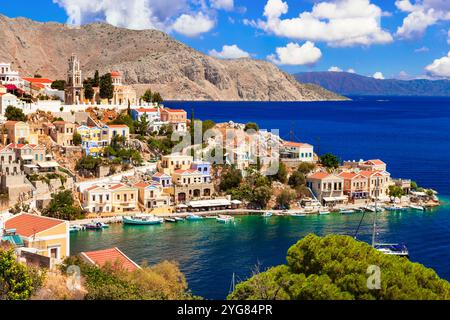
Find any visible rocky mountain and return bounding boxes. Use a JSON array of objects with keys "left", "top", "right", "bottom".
[
  {"left": 0, "top": 15, "right": 345, "bottom": 101},
  {"left": 295, "top": 71, "right": 450, "bottom": 97}
]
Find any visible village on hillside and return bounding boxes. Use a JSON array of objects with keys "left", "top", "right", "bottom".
[{"left": 0, "top": 55, "right": 440, "bottom": 270}]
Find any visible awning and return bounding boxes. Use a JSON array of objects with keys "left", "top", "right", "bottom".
[
  {"left": 24, "top": 164, "right": 38, "bottom": 168},
  {"left": 21, "top": 155, "right": 34, "bottom": 160},
  {"left": 411, "top": 191, "right": 427, "bottom": 196},
  {"left": 231, "top": 200, "right": 242, "bottom": 204},
  {"left": 323, "top": 196, "right": 348, "bottom": 202},
  {"left": 177, "top": 204, "right": 188, "bottom": 208},
  {"left": 188, "top": 199, "right": 232, "bottom": 208},
  {"left": 37, "top": 161, "right": 60, "bottom": 168}
]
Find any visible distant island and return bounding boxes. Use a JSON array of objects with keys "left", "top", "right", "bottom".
[{"left": 295, "top": 71, "right": 450, "bottom": 97}]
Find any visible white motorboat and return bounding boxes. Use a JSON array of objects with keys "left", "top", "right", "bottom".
[
  {"left": 217, "top": 215, "right": 235, "bottom": 223},
  {"left": 262, "top": 212, "right": 273, "bottom": 217},
  {"left": 409, "top": 204, "right": 425, "bottom": 211},
  {"left": 290, "top": 213, "right": 307, "bottom": 217},
  {"left": 123, "top": 216, "right": 164, "bottom": 225}
]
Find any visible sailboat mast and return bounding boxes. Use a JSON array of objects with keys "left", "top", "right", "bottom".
[{"left": 372, "top": 177, "right": 379, "bottom": 247}]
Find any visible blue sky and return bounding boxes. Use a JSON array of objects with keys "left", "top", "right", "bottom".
[{"left": 1, "top": 0, "right": 449, "bottom": 79}]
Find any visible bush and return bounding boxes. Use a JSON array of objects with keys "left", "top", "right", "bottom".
[
  {"left": 4, "top": 106, "right": 26, "bottom": 122},
  {"left": 42, "top": 190, "right": 84, "bottom": 221},
  {"left": 229, "top": 234, "right": 450, "bottom": 300},
  {"left": 219, "top": 167, "right": 243, "bottom": 192}
]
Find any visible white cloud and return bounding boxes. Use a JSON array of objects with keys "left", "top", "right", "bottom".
[
  {"left": 172, "top": 12, "right": 215, "bottom": 37},
  {"left": 254, "top": 0, "right": 393, "bottom": 47},
  {"left": 395, "top": 0, "right": 450, "bottom": 39},
  {"left": 425, "top": 51, "right": 450, "bottom": 77},
  {"left": 267, "top": 41, "right": 322, "bottom": 66},
  {"left": 53, "top": 0, "right": 217, "bottom": 36},
  {"left": 347, "top": 68, "right": 356, "bottom": 73},
  {"left": 373, "top": 72, "right": 385, "bottom": 79},
  {"left": 414, "top": 46, "right": 429, "bottom": 52},
  {"left": 328, "top": 66, "right": 343, "bottom": 72},
  {"left": 210, "top": 0, "right": 234, "bottom": 11},
  {"left": 209, "top": 45, "right": 250, "bottom": 59}
]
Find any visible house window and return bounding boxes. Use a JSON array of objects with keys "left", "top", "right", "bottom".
[{"left": 35, "top": 154, "right": 38, "bottom": 161}]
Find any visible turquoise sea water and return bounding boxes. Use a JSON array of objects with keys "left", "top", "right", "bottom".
[{"left": 71, "top": 97, "right": 450, "bottom": 299}]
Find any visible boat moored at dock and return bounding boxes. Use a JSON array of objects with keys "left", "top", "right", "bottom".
[
  {"left": 216, "top": 215, "right": 235, "bottom": 223},
  {"left": 123, "top": 216, "right": 164, "bottom": 225},
  {"left": 186, "top": 214, "right": 204, "bottom": 221}
]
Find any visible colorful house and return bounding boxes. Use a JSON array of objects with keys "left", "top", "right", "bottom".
[
  {"left": 1, "top": 121, "right": 38, "bottom": 145},
  {"left": 339, "top": 172, "right": 370, "bottom": 202},
  {"left": 134, "top": 182, "right": 171, "bottom": 211},
  {"left": 131, "top": 107, "right": 160, "bottom": 122},
  {"left": 307, "top": 172, "right": 347, "bottom": 206},
  {"left": 152, "top": 172, "right": 173, "bottom": 188},
  {"left": 280, "top": 141, "right": 315, "bottom": 163},
  {"left": 160, "top": 107, "right": 187, "bottom": 132},
  {"left": 5, "top": 213, "right": 70, "bottom": 262}
]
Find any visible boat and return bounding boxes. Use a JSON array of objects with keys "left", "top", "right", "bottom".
[
  {"left": 340, "top": 209, "right": 355, "bottom": 214},
  {"left": 409, "top": 204, "right": 425, "bottom": 211},
  {"left": 69, "top": 225, "right": 84, "bottom": 233},
  {"left": 319, "top": 211, "right": 330, "bottom": 215},
  {"left": 84, "top": 222, "right": 105, "bottom": 230},
  {"left": 186, "top": 214, "right": 203, "bottom": 221},
  {"left": 123, "top": 216, "right": 164, "bottom": 225},
  {"left": 385, "top": 205, "right": 407, "bottom": 211},
  {"left": 262, "top": 212, "right": 273, "bottom": 217},
  {"left": 174, "top": 217, "right": 185, "bottom": 222},
  {"left": 365, "top": 205, "right": 383, "bottom": 212},
  {"left": 374, "top": 244, "right": 409, "bottom": 257},
  {"left": 165, "top": 218, "right": 177, "bottom": 223},
  {"left": 371, "top": 198, "right": 409, "bottom": 257},
  {"left": 290, "top": 213, "right": 307, "bottom": 217},
  {"left": 217, "top": 215, "right": 235, "bottom": 223}
]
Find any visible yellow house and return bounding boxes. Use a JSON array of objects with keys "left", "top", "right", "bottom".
[
  {"left": 5, "top": 213, "right": 70, "bottom": 262},
  {"left": 110, "top": 183, "right": 138, "bottom": 213},
  {"left": 158, "top": 154, "right": 193, "bottom": 175},
  {"left": 1, "top": 121, "right": 39, "bottom": 145}
]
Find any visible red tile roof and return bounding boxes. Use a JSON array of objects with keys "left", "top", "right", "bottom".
[
  {"left": 110, "top": 183, "right": 125, "bottom": 190},
  {"left": 308, "top": 172, "right": 330, "bottom": 179},
  {"left": 5, "top": 213, "right": 66, "bottom": 237},
  {"left": 135, "top": 108, "right": 158, "bottom": 113},
  {"left": 22, "top": 77, "right": 54, "bottom": 84},
  {"left": 365, "top": 159, "right": 385, "bottom": 165},
  {"left": 339, "top": 172, "right": 358, "bottom": 179},
  {"left": 133, "top": 182, "right": 150, "bottom": 188},
  {"left": 283, "top": 141, "right": 312, "bottom": 148},
  {"left": 81, "top": 247, "right": 140, "bottom": 272},
  {"left": 110, "top": 71, "right": 121, "bottom": 77},
  {"left": 359, "top": 170, "right": 384, "bottom": 177},
  {"left": 163, "top": 108, "right": 186, "bottom": 113},
  {"left": 107, "top": 124, "right": 129, "bottom": 128}
]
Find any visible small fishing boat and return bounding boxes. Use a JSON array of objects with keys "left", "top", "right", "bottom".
[
  {"left": 290, "top": 213, "right": 307, "bottom": 217},
  {"left": 319, "top": 211, "right": 330, "bottom": 215},
  {"left": 174, "top": 217, "right": 185, "bottom": 222},
  {"left": 186, "top": 214, "right": 203, "bottom": 221},
  {"left": 374, "top": 243, "right": 409, "bottom": 257},
  {"left": 409, "top": 204, "right": 425, "bottom": 211},
  {"left": 69, "top": 225, "right": 84, "bottom": 233},
  {"left": 123, "top": 216, "right": 163, "bottom": 225},
  {"left": 262, "top": 212, "right": 273, "bottom": 217},
  {"left": 165, "top": 218, "right": 177, "bottom": 223},
  {"left": 217, "top": 215, "right": 235, "bottom": 223},
  {"left": 340, "top": 209, "right": 355, "bottom": 214},
  {"left": 85, "top": 222, "right": 105, "bottom": 230}
]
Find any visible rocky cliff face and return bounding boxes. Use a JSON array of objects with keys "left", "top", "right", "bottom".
[{"left": 0, "top": 15, "right": 345, "bottom": 101}]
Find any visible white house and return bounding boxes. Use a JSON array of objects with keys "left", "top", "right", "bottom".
[
  {"left": 131, "top": 107, "right": 160, "bottom": 123},
  {"left": 0, "top": 93, "right": 18, "bottom": 116},
  {"left": 0, "top": 62, "right": 23, "bottom": 86},
  {"left": 281, "top": 141, "right": 315, "bottom": 162}
]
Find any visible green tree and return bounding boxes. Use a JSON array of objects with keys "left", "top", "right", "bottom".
[
  {"left": 135, "top": 115, "right": 149, "bottom": 136},
  {"left": 0, "top": 248, "right": 34, "bottom": 300},
  {"left": 141, "top": 89, "right": 153, "bottom": 103},
  {"left": 288, "top": 171, "right": 306, "bottom": 189},
  {"left": 389, "top": 185, "right": 405, "bottom": 199},
  {"left": 297, "top": 162, "right": 316, "bottom": 175},
  {"left": 99, "top": 73, "right": 114, "bottom": 100},
  {"left": 252, "top": 186, "right": 272, "bottom": 209},
  {"left": 83, "top": 78, "right": 95, "bottom": 100},
  {"left": 75, "top": 156, "right": 103, "bottom": 172},
  {"left": 152, "top": 92, "right": 163, "bottom": 104},
  {"left": 276, "top": 190, "right": 296, "bottom": 209},
  {"left": 93, "top": 70, "right": 100, "bottom": 87},
  {"left": 73, "top": 132, "right": 82, "bottom": 146},
  {"left": 411, "top": 181, "right": 418, "bottom": 190},
  {"left": 4, "top": 106, "right": 26, "bottom": 122},
  {"left": 42, "top": 190, "right": 84, "bottom": 221},
  {"left": 51, "top": 80, "right": 66, "bottom": 91},
  {"left": 219, "top": 167, "right": 243, "bottom": 192},
  {"left": 244, "top": 122, "right": 259, "bottom": 132},
  {"left": 229, "top": 234, "right": 450, "bottom": 300},
  {"left": 109, "top": 114, "right": 134, "bottom": 133},
  {"left": 320, "top": 153, "right": 340, "bottom": 169}
]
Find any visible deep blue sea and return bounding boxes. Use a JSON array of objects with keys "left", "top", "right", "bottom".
[{"left": 71, "top": 97, "right": 450, "bottom": 299}]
